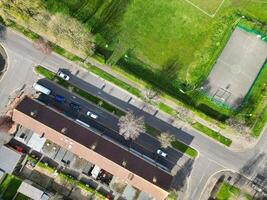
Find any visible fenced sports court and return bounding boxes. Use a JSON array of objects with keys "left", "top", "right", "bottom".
[{"left": 203, "top": 26, "right": 267, "bottom": 109}]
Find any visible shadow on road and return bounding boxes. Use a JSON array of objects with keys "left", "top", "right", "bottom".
[
  {"left": 171, "top": 159, "right": 194, "bottom": 191},
  {"left": 0, "top": 25, "right": 7, "bottom": 42},
  {"left": 233, "top": 152, "right": 266, "bottom": 187}
]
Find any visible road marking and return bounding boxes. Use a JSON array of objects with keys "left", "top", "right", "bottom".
[{"left": 190, "top": 161, "right": 211, "bottom": 198}]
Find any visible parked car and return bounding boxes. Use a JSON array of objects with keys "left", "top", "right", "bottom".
[
  {"left": 57, "top": 71, "right": 70, "bottom": 81},
  {"left": 86, "top": 111, "right": 98, "bottom": 119},
  {"left": 33, "top": 83, "right": 51, "bottom": 95},
  {"left": 69, "top": 102, "right": 80, "bottom": 111},
  {"left": 156, "top": 149, "right": 168, "bottom": 158},
  {"left": 55, "top": 95, "right": 65, "bottom": 103}
]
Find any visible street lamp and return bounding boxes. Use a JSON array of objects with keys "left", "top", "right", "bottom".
[{"left": 239, "top": 113, "right": 252, "bottom": 117}]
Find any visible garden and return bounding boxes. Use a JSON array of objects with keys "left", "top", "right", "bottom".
[
  {"left": 0, "top": 174, "right": 23, "bottom": 200},
  {"left": 216, "top": 183, "right": 253, "bottom": 200}
]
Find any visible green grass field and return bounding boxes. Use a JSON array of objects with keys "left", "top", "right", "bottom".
[
  {"left": 0, "top": 174, "right": 22, "bottom": 200},
  {"left": 7, "top": 0, "right": 266, "bottom": 86},
  {"left": 216, "top": 183, "right": 240, "bottom": 200},
  {"left": 2, "top": 0, "right": 267, "bottom": 135},
  {"left": 216, "top": 182, "right": 254, "bottom": 200},
  {"left": 188, "top": 0, "right": 224, "bottom": 15}
]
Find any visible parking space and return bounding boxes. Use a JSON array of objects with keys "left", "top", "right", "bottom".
[{"left": 204, "top": 27, "right": 267, "bottom": 108}]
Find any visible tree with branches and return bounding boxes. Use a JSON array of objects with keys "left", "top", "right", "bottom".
[
  {"left": 0, "top": 116, "right": 13, "bottom": 146},
  {"left": 118, "top": 111, "right": 145, "bottom": 140},
  {"left": 158, "top": 132, "right": 174, "bottom": 149},
  {"left": 33, "top": 38, "right": 52, "bottom": 55}
]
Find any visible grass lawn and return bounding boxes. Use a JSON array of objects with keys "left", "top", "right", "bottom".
[
  {"left": 188, "top": 0, "right": 224, "bottom": 15},
  {"left": 0, "top": 174, "right": 22, "bottom": 200},
  {"left": 35, "top": 65, "right": 55, "bottom": 80},
  {"left": 216, "top": 183, "right": 240, "bottom": 200},
  {"left": 171, "top": 140, "right": 198, "bottom": 158},
  {"left": 158, "top": 102, "right": 175, "bottom": 115},
  {"left": 5, "top": 0, "right": 267, "bottom": 87},
  {"left": 88, "top": 64, "right": 141, "bottom": 97},
  {"left": 36, "top": 161, "right": 56, "bottom": 174},
  {"left": 192, "top": 122, "right": 232, "bottom": 146}
]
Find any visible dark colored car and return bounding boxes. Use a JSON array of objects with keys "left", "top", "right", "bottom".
[
  {"left": 55, "top": 95, "right": 65, "bottom": 103},
  {"left": 69, "top": 102, "right": 80, "bottom": 111}
]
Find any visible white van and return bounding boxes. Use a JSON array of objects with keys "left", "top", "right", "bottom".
[
  {"left": 91, "top": 165, "right": 101, "bottom": 179},
  {"left": 33, "top": 83, "right": 51, "bottom": 95}
]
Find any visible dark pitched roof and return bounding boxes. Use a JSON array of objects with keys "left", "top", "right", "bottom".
[{"left": 16, "top": 97, "right": 173, "bottom": 190}]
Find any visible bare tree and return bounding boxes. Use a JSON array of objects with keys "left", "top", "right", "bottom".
[
  {"left": 48, "top": 13, "right": 94, "bottom": 55},
  {"left": 158, "top": 132, "right": 174, "bottom": 149},
  {"left": 142, "top": 88, "right": 160, "bottom": 103},
  {"left": 33, "top": 38, "right": 52, "bottom": 55},
  {"left": 175, "top": 106, "right": 191, "bottom": 122},
  {"left": 0, "top": 116, "right": 13, "bottom": 146},
  {"left": 118, "top": 111, "right": 145, "bottom": 140},
  {"left": 0, "top": 116, "right": 14, "bottom": 132}
]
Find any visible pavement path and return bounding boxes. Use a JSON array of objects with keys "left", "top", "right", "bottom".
[{"left": 1, "top": 25, "right": 267, "bottom": 199}]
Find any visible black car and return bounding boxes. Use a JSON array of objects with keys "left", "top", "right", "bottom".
[{"left": 69, "top": 102, "right": 81, "bottom": 111}]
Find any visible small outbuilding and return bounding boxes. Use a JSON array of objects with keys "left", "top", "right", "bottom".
[{"left": 0, "top": 145, "right": 21, "bottom": 173}]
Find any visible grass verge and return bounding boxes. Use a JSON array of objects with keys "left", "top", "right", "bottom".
[
  {"left": 251, "top": 107, "right": 267, "bottom": 137},
  {"left": 171, "top": 140, "right": 198, "bottom": 158},
  {"left": 192, "top": 122, "right": 232, "bottom": 146},
  {"left": 157, "top": 102, "right": 175, "bottom": 115},
  {"left": 146, "top": 124, "right": 198, "bottom": 158},
  {"left": 88, "top": 65, "right": 142, "bottom": 97},
  {"left": 216, "top": 183, "right": 240, "bottom": 200}
]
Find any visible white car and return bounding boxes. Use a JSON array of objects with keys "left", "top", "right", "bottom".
[
  {"left": 156, "top": 149, "right": 168, "bottom": 158},
  {"left": 57, "top": 71, "right": 70, "bottom": 81},
  {"left": 87, "top": 111, "right": 98, "bottom": 119}
]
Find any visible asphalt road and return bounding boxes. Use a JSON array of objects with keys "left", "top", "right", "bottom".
[{"left": 1, "top": 24, "right": 267, "bottom": 199}]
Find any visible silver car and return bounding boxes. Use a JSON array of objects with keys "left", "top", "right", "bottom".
[
  {"left": 57, "top": 71, "right": 70, "bottom": 81},
  {"left": 156, "top": 149, "right": 168, "bottom": 158},
  {"left": 87, "top": 111, "right": 98, "bottom": 119}
]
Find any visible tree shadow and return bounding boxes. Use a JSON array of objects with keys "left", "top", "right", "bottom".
[
  {"left": 202, "top": 79, "right": 212, "bottom": 93},
  {"left": 233, "top": 152, "right": 266, "bottom": 187},
  {"left": 0, "top": 25, "right": 7, "bottom": 42},
  {"left": 160, "top": 58, "right": 180, "bottom": 83},
  {"left": 171, "top": 159, "right": 194, "bottom": 191}
]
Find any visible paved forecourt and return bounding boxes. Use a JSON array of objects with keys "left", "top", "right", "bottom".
[{"left": 203, "top": 27, "right": 267, "bottom": 108}]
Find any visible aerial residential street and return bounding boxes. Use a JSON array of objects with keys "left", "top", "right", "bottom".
[
  {"left": 1, "top": 25, "right": 267, "bottom": 199},
  {"left": 37, "top": 79, "right": 183, "bottom": 170}
]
